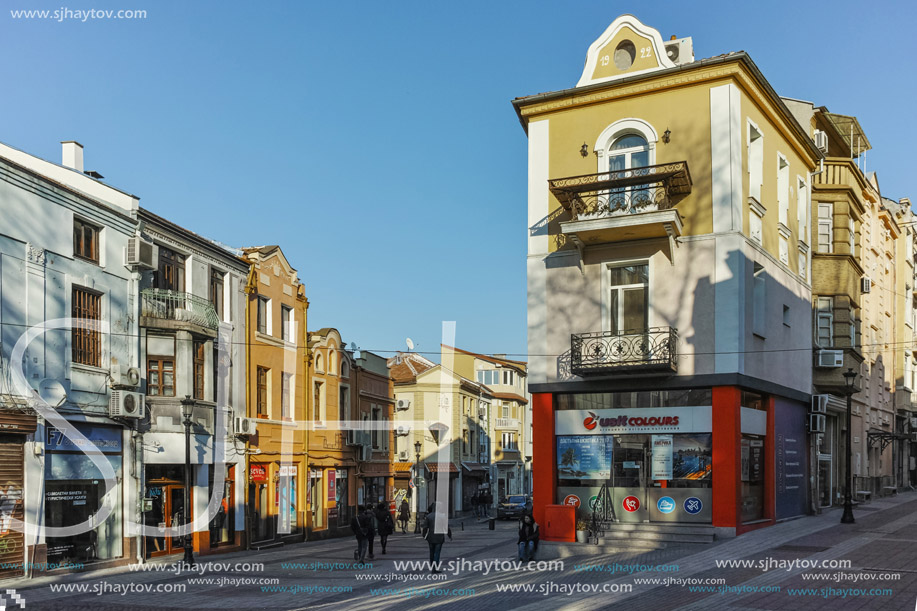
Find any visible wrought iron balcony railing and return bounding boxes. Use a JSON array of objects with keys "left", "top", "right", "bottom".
[
  {"left": 571, "top": 327, "right": 678, "bottom": 376},
  {"left": 549, "top": 162, "right": 692, "bottom": 221},
  {"left": 141, "top": 289, "right": 219, "bottom": 330}
]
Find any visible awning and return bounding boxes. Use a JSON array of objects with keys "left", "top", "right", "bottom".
[
  {"left": 425, "top": 462, "right": 459, "bottom": 473},
  {"left": 393, "top": 462, "right": 413, "bottom": 474},
  {"left": 461, "top": 462, "right": 488, "bottom": 472}
]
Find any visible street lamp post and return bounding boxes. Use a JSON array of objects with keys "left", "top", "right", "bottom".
[
  {"left": 180, "top": 395, "right": 197, "bottom": 564},
  {"left": 413, "top": 441, "right": 422, "bottom": 534},
  {"left": 841, "top": 368, "right": 857, "bottom": 524}
]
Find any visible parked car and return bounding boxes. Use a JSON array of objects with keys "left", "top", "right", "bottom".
[{"left": 497, "top": 495, "right": 528, "bottom": 520}]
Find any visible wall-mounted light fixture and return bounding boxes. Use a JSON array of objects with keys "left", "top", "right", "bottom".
[
  {"left": 580, "top": 143, "right": 588, "bottom": 157},
  {"left": 662, "top": 128, "right": 671, "bottom": 144}
]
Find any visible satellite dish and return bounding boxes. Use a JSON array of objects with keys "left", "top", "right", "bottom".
[
  {"left": 38, "top": 379, "right": 67, "bottom": 407},
  {"left": 350, "top": 342, "right": 358, "bottom": 351},
  {"left": 406, "top": 338, "right": 414, "bottom": 351}
]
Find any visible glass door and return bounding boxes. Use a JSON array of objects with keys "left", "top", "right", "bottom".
[
  {"left": 607, "top": 135, "right": 651, "bottom": 213},
  {"left": 168, "top": 486, "right": 187, "bottom": 554},
  {"left": 604, "top": 265, "right": 650, "bottom": 366},
  {"left": 612, "top": 435, "right": 648, "bottom": 523}
]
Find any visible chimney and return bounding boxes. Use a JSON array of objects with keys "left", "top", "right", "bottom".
[{"left": 61, "top": 141, "right": 84, "bottom": 173}]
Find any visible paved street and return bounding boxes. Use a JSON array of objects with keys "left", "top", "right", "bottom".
[{"left": 5, "top": 493, "right": 917, "bottom": 610}]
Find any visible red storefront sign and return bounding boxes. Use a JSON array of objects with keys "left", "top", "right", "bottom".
[
  {"left": 328, "top": 470, "right": 336, "bottom": 499},
  {"left": 250, "top": 464, "right": 267, "bottom": 482}
]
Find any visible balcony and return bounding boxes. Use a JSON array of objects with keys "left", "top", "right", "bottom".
[
  {"left": 495, "top": 418, "right": 519, "bottom": 430},
  {"left": 550, "top": 162, "right": 691, "bottom": 249},
  {"left": 141, "top": 289, "right": 219, "bottom": 332},
  {"left": 571, "top": 327, "right": 678, "bottom": 376}
]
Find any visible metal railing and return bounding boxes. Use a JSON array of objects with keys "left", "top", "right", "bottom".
[
  {"left": 549, "top": 161, "right": 692, "bottom": 222},
  {"left": 141, "top": 289, "right": 219, "bottom": 330},
  {"left": 571, "top": 327, "right": 678, "bottom": 375},
  {"left": 495, "top": 418, "right": 519, "bottom": 429}
]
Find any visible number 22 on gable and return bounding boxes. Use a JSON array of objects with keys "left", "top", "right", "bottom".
[{"left": 640, "top": 47, "right": 652, "bottom": 58}]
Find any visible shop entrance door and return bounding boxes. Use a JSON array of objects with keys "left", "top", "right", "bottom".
[
  {"left": 611, "top": 436, "right": 648, "bottom": 522},
  {"left": 146, "top": 480, "right": 191, "bottom": 557},
  {"left": 818, "top": 456, "right": 833, "bottom": 508}
]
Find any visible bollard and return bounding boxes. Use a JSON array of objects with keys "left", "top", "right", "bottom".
[
  {"left": 461, "top": 521, "right": 464, "bottom": 531},
  {"left": 488, "top": 518, "right": 495, "bottom": 530}
]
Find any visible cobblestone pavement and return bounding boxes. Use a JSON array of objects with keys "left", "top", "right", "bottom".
[{"left": 3, "top": 495, "right": 916, "bottom": 611}]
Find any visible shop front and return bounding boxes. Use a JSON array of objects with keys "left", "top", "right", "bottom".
[
  {"left": 0, "top": 412, "right": 37, "bottom": 577},
  {"left": 248, "top": 461, "right": 303, "bottom": 546},
  {"left": 45, "top": 422, "right": 125, "bottom": 567},
  {"left": 534, "top": 388, "right": 803, "bottom": 537}
]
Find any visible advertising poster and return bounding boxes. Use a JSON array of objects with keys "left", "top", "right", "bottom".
[
  {"left": 328, "top": 469, "right": 336, "bottom": 500},
  {"left": 672, "top": 434, "right": 712, "bottom": 481},
  {"left": 651, "top": 435, "right": 673, "bottom": 480},
  {"left": 557, "top": 435, "right": 613, "bottom": 480}
]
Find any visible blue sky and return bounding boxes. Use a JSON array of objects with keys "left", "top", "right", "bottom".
[{"left": 2, "top": 1, "right": 914, "bottom": 362}]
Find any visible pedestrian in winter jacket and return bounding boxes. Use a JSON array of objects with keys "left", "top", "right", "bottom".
[
  {"left": 421, "top": 501, "right": 452, "bottom": 572},
  {"left": 398, "top": 499, "right": 410, "bottom": 533},
  {"left": 375, "top": 502, "right": 395, "bottom": 554},
  {"left": 350, "top": 505, "right": 370, "bottom": 563},
  {"left": 517, "top": 513, "right": 539, "bottom": 561}
]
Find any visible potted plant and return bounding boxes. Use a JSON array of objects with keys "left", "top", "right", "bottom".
[{"left": 575, "top": 519, "right": 589, "bottom": 543}]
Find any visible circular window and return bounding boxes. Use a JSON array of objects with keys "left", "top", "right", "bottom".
[{"left": 614, "top": 40, "right": 636, "bottom": 71}]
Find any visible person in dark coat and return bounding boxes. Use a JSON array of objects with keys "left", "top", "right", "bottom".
[
  {"left": 470, "top": 492, "right": 478, "bottom": 518},
  {"left": 517, "top": 513, "right": 539, "bottom": 561},
  {"left": 375, "top": 502, "right": 395, "bottom": 553},
  {"left": 421, "top": 502, "right": 452, "bottom": 572},
  {"left": 398, "top": 498, "right": 410, "bottom": 533},
  {"left": 363, "top": 505, "right": 378, "bottom": 559},
  {"left": 350, "top": 505, "right": 370, "bottom": 563}
]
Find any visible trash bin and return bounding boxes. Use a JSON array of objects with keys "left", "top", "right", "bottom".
[{"left": 488, "top": 518, "right": 495, "bottom": 530}]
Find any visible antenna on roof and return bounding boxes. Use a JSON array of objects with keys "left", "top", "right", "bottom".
[{"left": 406, "top": 338, "right": 415, "bottom": 352}]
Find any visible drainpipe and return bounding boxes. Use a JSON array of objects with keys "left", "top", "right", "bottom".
[{"left": 242, "top": 263, "right": 256, "bottom": 550}]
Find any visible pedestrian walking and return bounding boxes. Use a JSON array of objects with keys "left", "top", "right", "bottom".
[
  {"left": 398, "top": 498, "right": 410, "bottom": 533},
  {"left": 350, "top": 505, "right": 370, "bottom": 564},
  {"left": 517, "top": 513, "right": 539, "bottom": 561},
  {"left": 421, "top": 501, "right": 452, "bottom": 573},
  {"left": 363, "top": 504, "right": 378, "bottom": 559},
  {"left": 376, "top": 502, "right": 395, "bottom": 553}
]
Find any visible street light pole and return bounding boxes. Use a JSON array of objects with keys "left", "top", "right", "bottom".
[
  {"left": 180, "top": 395, "right": 197, "bottom": 564},
  {"left": 414, "top": 441, "right": 422, "bottom": 534},
  {"left": 841, "top": 368, "right": 857, "bottom": 524}
]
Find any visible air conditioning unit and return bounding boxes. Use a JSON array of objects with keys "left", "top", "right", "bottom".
[
  {"left": 813, "top": 130, "right": 829, "bottom": 154},
  {"left": 109, "top": 390, "right": 144, "bottom": 419},
  {"left": 861, "top": 277, "right": 872, "bottom": 293},
  {"left": 346, "top": 429, "right": 361, "bottom": 446},
  {"left": 817, "top": 349, "right": 844, "bottom": 368},
  {"left": 478, "top": 407, "right": 487, "bottom": 419},
  {"left": 811, "top": 394, "right": 829, "bottom": 414},
  {"left": 395, "top": 425, "right": 409, "bottom": 437},
  {"left": 124, "top": 236, "right": 157, "bottom": 269},
  {"left": 361, "top": 445, "right": 372, "bottom": 461},
  {"left": 110, "top": 364, "right": 141, "bottom": 389},
  {"left": 809, "top": 414, "right": 826, "bottom": 433},
  {"left": 395, "top": 398, "right": 411, "bottom": 411},
  {"left": 663, "top": 37, "right": 694, "bottom": 65},
  {"left": 234, "top": 417, "right": 257, "bottom": 437},
  {"left": 398, "top": 451, "right": 408, "bottom": 460},
  {"left": 910, "top": 417, "right": 917, "bottom": 429}
]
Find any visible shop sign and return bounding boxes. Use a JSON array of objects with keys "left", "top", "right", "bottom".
[
  {"left": 656, "top": 496, "right": 676, "bottom": 514},
  {"left": 47, "top": 425, "right": 121, "bottom": 453},
  {"left": 328, "top": 470, "right": 336, "bottom": 499},
  {"left": 250, "top": 464, "right": 267, "bottom": 482},
  {"left": 622, "top": 496, "right": 640, "bottom": 512},
  {"left": 556, "top": 407, "right": 712, "bottom": 435},
  {"left": 684, "top": 497, "right": 703, "bottom": 514},
  {"left": 557, "top": 436, "right": 613, "bottom": 480},
  {"left": 562, "top": 494, "right": 581, "bottom": 508},
  {"left": 279, "top": 465, "right": 298, "bottom": 477},
  {"left": 336, "top": 469, "right": 347, "bottom": 479},
  {"left": 651, "top": 435, "right": 673, "bottom": 480}
]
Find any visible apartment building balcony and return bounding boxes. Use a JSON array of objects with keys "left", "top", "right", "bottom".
[
  {"left": 811, "top": 253, "right": 864, "bottom": 306},
  {"left": 550, "top": 162, "right": 691, "bottom": 249},
  {"left": 141, "top": 289, "right": 219, "bottom": 334},
  {"left": 495, "top": 417, "right": 519, "bottom": 430},
  {"left": 571, "top": 327, "right": 678, "bottom": 376}
]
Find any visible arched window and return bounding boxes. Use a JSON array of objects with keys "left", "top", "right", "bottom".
[
  {"left": 329, "top": 351, "right": 337, "bottom": 375},
  {"left": 341, "top": 360, "right": 349, "bottom": 378},
  {"left": 608, "top": 134, "right": 649, "bottom": 172},
  {"left": 315, "top": 352, "right": 324, "bottom": 372}
]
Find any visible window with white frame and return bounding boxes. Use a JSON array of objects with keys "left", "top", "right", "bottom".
[
  {"left": 282, "top": 373, "right": 292, "bottom": 420},
  {"left": 817, "top": 203, "right": 833, "bottom": 253},
  {"left": 501, "top": 432, "right": 517, "bottom": 451},
  {"left": 750, "top": 208, "right": 763, "bottom": 244},
  {"left": 815, "top": 297, "right": 834, "bottom": 347},
  {"left": 777, "top": 153, "right": 789, "bottom": 227},
  {"left": 797, "top": 177, "right": 808, "bottom": 242},
  {"left": 753, "top": 262, "right": 766, "bottom": 338},
  {"left": 779, "top": 237, "right": 789, "bottom": 266},
  {"left": 848, "top": 217, "right": 855, "bottom": 255},
  {"left": 748, "top": 121, "right": 764, "bottom": 204},
  {"left": 606, "top": 263, "right": 648, "bottom": 334},
  {"left": 502, "top": 401, "right": 510, "bottom": 418},
  {"left": 798, "top": 251, "right": 807, "bottom": 281}
]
